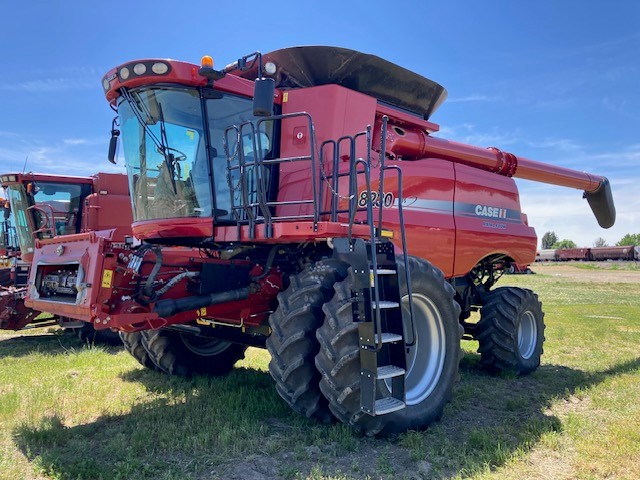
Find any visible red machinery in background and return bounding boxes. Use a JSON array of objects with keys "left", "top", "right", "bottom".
[
  {"left": 26, "top": 47, "right": 615, "bottom": 435},
  {"left": 0, "top": 194, "right": 19, "bottom": 286},
  {"left": 1, "top": 172, "right": 131, "bottom": 341}
]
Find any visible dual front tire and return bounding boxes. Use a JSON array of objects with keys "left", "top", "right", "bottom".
[{"left": 315, "top": 256, "right": 463, "bottom": 435}]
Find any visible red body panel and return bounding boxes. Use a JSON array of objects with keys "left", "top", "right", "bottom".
[{"left": 277, "top": 85, "right": 377, "bottom": 218}]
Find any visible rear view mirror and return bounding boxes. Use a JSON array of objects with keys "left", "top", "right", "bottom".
[
  {"left": 253, "top": 77, "right": 275, "bottom": 116},
  {"left": 108, "top": 117, "right": 120, "bottom": 164}
]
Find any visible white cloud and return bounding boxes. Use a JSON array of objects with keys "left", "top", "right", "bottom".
[
  {"left": 0, "top": 77, "right": 95, "bottom": 92},
  {"left": 447, "top": 94, "right": 502, "bottom": 104},
  {"left": 63, "top": 138, "right": 89, "bottom": 146},
  {"left": 435, "top": 124, "right": 523, "bottom": 147},
  {"left": 0, "top": 132, "right": 125, "bottom": 176}
]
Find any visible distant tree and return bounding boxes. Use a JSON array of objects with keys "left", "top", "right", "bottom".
[
  {"left": 552, "top": 239, "right": 577, "bottom": 249},
  {"left": 616, "top": 233, "right": 640, "bottom": 246},
  {"left": 541, "top": 231, "right": 558, "bottom": 249},
  {"left": 593, "top": 237, "right": 608, "bottom": 247}
]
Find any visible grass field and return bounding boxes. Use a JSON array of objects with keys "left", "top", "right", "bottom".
[{"left": 1, "top": 262, "right": 639, "bottom": 479}]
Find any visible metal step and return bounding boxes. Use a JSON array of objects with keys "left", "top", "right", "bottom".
[
  {"left": 375, "top": 397, "right": 406, "bottom": 415},
  {"left": 372, "top": 301, "right": 399, "bottom": 309},
  {"left": 374, "top": 332, "right": 403, "bottom": 344},
  {"left": 376, "top": 365, "right": 405, "bottom": 380},
  {"left": 370, "top": 268, "right": 396, "bottom": 275}
]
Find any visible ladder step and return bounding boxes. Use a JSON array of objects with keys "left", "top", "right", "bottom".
[
  {"left": 370, "top": 268, "right": 396, "bottom": 275},
  {"left": 372, "top": 301, "right": 399, "bottom": 309},
  {"left": 376, "top": 365, "right": 405, "bottom": 379},
  {"left": 375, "top": 397, "right": 406, "bottom": 415},
  {"left": 374, "top": 333, "right": 403, "bottom": 344}
]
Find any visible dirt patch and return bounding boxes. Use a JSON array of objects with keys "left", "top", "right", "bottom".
[
  {"left": 211, "top": 439, "right": 428, "bottom": 480},
  {"left": 530, "top": 263, "right": 640, "bottom": 284}
]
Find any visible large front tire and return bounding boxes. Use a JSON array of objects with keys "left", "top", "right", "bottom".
[
  {"left": 316, "top": 256, "right": 463, "bottom": 436},
  {"left": 76, "top": 323, "right": 122, "bottom": 346},
  {"left": 477, "top": 287, "right": 545, "bottom": 375},
  {"left": 141, "top": 329, "right": 247, "bottom": 376},
  {"left": 266, "top": 259, "right": 348, "bottom": 422},
  {"left": 119, "top": 331, "right": 157, "bottom": 370}
]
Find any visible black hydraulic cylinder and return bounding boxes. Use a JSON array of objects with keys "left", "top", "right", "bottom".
[{"left": 153, "top": 287, "right": 250, "bottom": 318}]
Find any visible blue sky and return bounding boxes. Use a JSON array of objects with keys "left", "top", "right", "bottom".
[{"left": 1, "top": 1, "right": 638, "bottom": 248}]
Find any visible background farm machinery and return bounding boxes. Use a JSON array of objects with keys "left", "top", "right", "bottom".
[{"left": 1, "top": 172, "right": 131, "bottom": 342}]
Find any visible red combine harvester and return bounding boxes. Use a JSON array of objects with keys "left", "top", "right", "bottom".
[
  {"left": 1, "top": 172, "right": 131, "bottom": 342},
  {"left": 26, "top": 47, "right": 615, "bottom": 435}
]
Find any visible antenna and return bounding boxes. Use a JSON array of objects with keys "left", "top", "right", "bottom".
[{"left": 22, "top": 155, "right": 29, "bottom": 174}]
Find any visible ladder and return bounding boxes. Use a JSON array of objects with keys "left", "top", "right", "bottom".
[{"left": 333, "top": 237, "right": 407, "bottom": 415}]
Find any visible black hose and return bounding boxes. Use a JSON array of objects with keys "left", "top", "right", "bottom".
[
  {"left": 153, "top": 287, "right": 250, "bottom": 318},
  {"left": 143, "top": 247, "right": 163, "bottom": 299}
]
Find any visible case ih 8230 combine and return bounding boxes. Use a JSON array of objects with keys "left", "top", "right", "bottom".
[
  {"left": 1, "top": 172, "right": 131, "bottom": 340},
  {"left": 26, "top": 47, "right": 615, "bottom": 435}
]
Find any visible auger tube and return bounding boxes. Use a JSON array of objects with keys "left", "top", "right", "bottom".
[{"left": 380, "top": 127, "right": 616, "bottom": 228}]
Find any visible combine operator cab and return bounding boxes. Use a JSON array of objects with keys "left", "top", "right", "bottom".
[
  {"left": 1, "top": 174, "right": 94, "bottom": 262},
  {"left": 26, "top": 47, "right": 615, "bottom": 435},
  {"left": 0, "top": 194, "right": 18, "bottom": 285}
]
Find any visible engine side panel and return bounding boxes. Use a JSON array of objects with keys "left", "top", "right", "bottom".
[{"left": 452, "top": 164, "right": 537, "bottom": 276}]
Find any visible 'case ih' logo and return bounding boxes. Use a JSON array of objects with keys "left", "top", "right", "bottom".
[{"left": 475, "top": 205, "right": 507, "bottom": 219}]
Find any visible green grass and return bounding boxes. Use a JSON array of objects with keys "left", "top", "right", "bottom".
[{"left": 1, "top": 267, "right": 639, "bottom": 479}]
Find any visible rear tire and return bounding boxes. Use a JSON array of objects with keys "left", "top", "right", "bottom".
[
  {"left": 76, "top": 323, "right": 122, "bottom": 346},
  {"left": 141, "top": 328, "right": 247, "bottom": 376},
  {"left": 266, "top": 259, "right": 348, "bottom": 422},
  {"left": 316, "top": 256, "right": 463, "bottom": 436},
  {"left": 120, "top": 331, "right": 157, "bottom": 370},
  {"left": 477, "top": 287, "right": 545, "bottom": 375}
]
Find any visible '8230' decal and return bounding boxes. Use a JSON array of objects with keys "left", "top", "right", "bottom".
[{"left": 357, "top": 190, "right": 395, "bottom": 208}]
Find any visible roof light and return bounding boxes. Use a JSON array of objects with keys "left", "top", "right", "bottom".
[
  {"left": 201, "top": 56, "right": 214, "bottom": 69},
  {"left": 133, "top": 63, "right": 147, "bottom": 75},
  {"left": 264, "top": 61, "right": 277, "bottom": 75},
  {"left": 119, "top": 67, "right": 130, "bottom": 80},
  {"left": 152, "top": 62, "right": 169, "bottom": 74},
  {"left": 102, "top": 78, "right": 110, "bottom": 90}
]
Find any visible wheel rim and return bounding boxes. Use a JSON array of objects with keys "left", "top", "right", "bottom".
[
  {"left": 180, "top": 334, "right": 231, "bottom": 356},
  {"left": 394, "top": 293, "right": 446, "bottom": 405},
  {"left": 517, "top": 311, "right": 537, "bottom": 359}
]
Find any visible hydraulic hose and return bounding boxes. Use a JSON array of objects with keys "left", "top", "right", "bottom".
[{"left": 153, "top": 287, "right": 250, "bottom": 318}]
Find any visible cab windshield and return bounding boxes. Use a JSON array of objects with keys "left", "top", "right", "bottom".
[
  {"left": 5, "top": 182, "right": 86, "bottom": 254},
  {"left": 118, "top": 86, "right": 273, "bottom": 223}
]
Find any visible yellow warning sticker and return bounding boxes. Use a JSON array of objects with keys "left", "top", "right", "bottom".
[
  {"left": 197, "top": 307, "right": 207, "bottom": 317},
  {"left": 101, "top": 269, "right": 113, "bottom": 288},
  {"left": 283, "top": 92, "right": 288, "bottom": 103}
]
